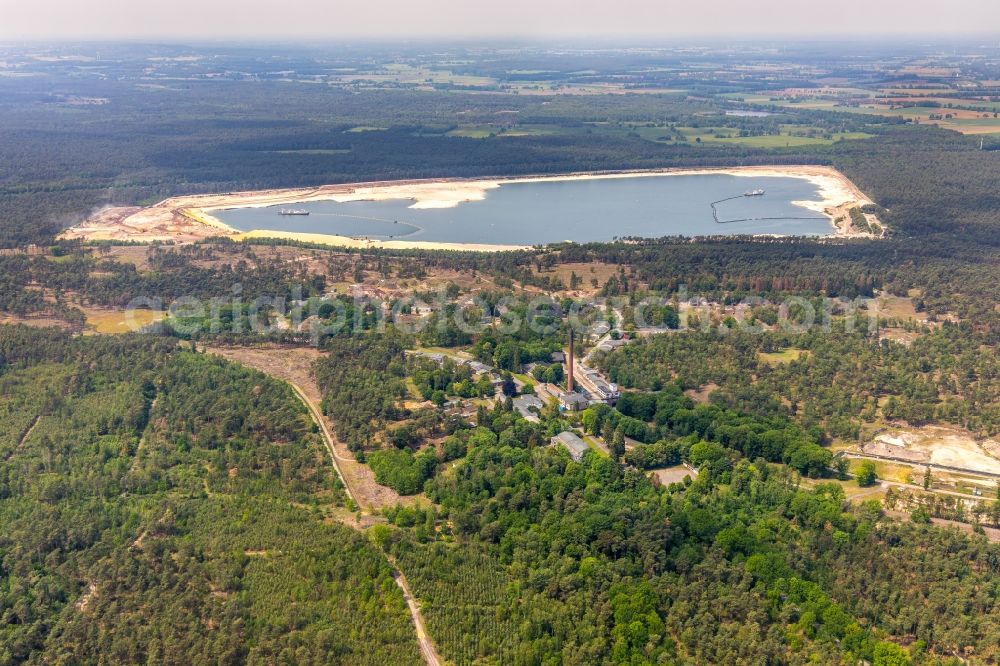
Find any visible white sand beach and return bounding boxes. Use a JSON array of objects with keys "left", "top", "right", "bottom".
[{"left": 60, "top": 165, "right": 881, "bottom": 250}]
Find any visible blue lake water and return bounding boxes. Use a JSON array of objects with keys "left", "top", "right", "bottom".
[{"left": 214, "top": 174, "right": 833, "bottom": 245}]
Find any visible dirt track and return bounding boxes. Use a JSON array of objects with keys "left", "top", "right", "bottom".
[
  {"left": 385, "top": 553, "right": 444, "bottom": 666},
  {"left": 203, "top": 344, "right": 421, "bottom": 512},
  {"left": 288, "top": 381, "right": 356, "bottom": 506},
  {"left": 884, "top": 510, "right": 1000, "bottom": 543},
  {"left": 205, "top": 344, "right": 442, "bottom": 664}
]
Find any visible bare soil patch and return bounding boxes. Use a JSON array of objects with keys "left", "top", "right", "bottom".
[
  {"left": 532, "top": 261, "right": 623, "bottom": 296},
  {"left": 0, "top": 313, "right": 77, "bottom": 331},
  {"left": 875, "top": 294, "right": 925, "bottom": 322},
  {"left": 92, "top": 245, "right": 155, "bottom": 270},
  {"left": 80, "top": 306, "right": 165, "bottom": 334},
  {"left": 862, "top": 424, "right": 1000, "bottom": 476},
  {"left": 650, "top": 466, "right": 696, "bottom": 486},
  {"left": 685, "top": 382, "right": 719, "bottom": 404}
]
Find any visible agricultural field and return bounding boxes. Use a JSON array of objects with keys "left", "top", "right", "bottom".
[
  {"left": 442, "top": 125, "right": 558, "bottom": 138},
  {"left": 330, "top": 63, "right": 499, "bottom": 88},
  {"left": 730, "top": 85, "right": 1000, "bottom": 136},
  {"left": 673, "top": 126, "right": 873, "bottom": 147},
  {"left": 269, "top": 148, "right": 353, "bottom": 155}
]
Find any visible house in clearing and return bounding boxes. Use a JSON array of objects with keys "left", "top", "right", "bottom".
[{"left": 551, "top": 431, "right": 589, "bottom": 462}]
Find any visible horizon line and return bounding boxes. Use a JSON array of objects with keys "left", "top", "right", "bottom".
[{"left": 2, "top": 32, "right": 1000, "bottom": 45}]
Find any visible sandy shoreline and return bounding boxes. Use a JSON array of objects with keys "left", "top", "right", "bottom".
[{"left": 60, "top": 166, "right": 881, "bottom": 250}]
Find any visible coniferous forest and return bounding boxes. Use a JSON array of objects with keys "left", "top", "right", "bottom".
[
  {"left": 0, "top": 328, "right": 419, "bottom": 665},
  {"left": 1, "top": 41, "right": 1000, "bottom": 665}
]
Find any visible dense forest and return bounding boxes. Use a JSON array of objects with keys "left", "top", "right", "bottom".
[
  {"left": 303, "top": 331, "right": 1000, "bottom": 663},
  {"left": 5, "top": 321, "right": 997, "bottom": 663},
  {"left": 0, "top": 327, "right": 420, "bottom": 665},
  {"left": 376, "top": 408, "right": 1000, "bottom": 664},
  {"left": 596, "top": 323, "right": 1000, "bottom": 438},
  {"left": 314, "top": 332, "right": 411, "bottom": 452}
]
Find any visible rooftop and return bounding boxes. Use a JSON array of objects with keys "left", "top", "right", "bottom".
[
  {"left": 551, "top": 431, "right": 589, "bottom": 462},
  {"left": 513, "top": 394, "right": 544, "bottom": 421},
  {"left": 559, "top": 391, "right": 590, "bottom": 407}
]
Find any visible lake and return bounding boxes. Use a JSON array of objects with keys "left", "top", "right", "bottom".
[{"left": 214, "top": 174, "right": 833, "bottom": 246}]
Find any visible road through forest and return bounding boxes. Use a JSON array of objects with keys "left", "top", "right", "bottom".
[{"left": 204, "top": 345, "right": 444, "bottom": 666}]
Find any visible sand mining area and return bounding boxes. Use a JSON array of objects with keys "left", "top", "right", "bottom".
[{"left": 60, "top": 166, "right": 882, "bottom": 251}]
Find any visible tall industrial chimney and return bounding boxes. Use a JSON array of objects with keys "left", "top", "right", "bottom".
[{"left": 567, "top": 329, "right": 575, "bottom": 392}]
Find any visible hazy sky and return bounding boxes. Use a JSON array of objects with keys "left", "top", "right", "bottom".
[{"left": 3, "top": 0, "right": 999, "bottom": 40}]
